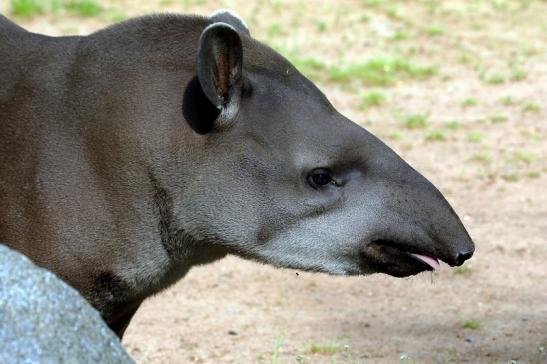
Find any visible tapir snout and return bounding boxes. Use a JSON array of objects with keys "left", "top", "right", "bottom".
[{"left": 355, "top": 150, "right": 476, "bottom": 275}]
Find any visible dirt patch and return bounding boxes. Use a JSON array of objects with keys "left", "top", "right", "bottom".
[{"left": 8, "top": 0, "right": 547, "bottom": 363}]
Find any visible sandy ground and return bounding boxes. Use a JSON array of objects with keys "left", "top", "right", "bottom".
[{"left": 5, "top": 0, "right": 546, "bottom": 363}]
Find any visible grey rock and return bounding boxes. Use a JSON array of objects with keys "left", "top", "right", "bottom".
[{"left": 0, "top": 244, "right": 134, "bottom": 364}]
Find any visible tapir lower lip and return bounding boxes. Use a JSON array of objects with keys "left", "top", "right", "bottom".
[{"left": 371, "top": 239, "right": 442, "bottom": 269}]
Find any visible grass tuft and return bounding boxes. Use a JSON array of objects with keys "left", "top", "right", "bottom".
[
  {"left": 266, "top": 23, "right": 283, "bottom": 38},
  {"left": 424, "top": 26, "right": 444, "bottom": 36},
  {"left": 500, "top": 96, "right": 518, "bottom": 106},
  {"left": 510, "top": 69, "right": 527, "bottom": 81},
  {"left": 10, "top": 0, "right": 43, "bottom": 17},
  {"left": 490, "top": 115, "right": 508, "bottom": 123},
  {"left": 390, "top": 31, "right": 409, "bottom": 41},
  {"left": 309, "top": 342, "right": 348, "bottom": 354},
  {"left": 271, "top": 338, "right": 284, "bottom": 364},
  {"left": 362, "top": 0, "right": 383, "bottom": 6},
  {"left": 315, "top": 20, "right": 327, "bottom": 32},
  {"left": 526, "top": 171, "right": 540, "bottom": 179},
  {"left": 461, "top": 98, "right": 479, "bottom": 107},
  {"left": 359, "top": 92, "right": 387, "bottom": 109},
  {"left": 453, "top": 266, "right": 474, "bottom": 277},
  {"left": 426, "top": 130, "right": 446, "bottom": 141},
  {"left": 467, "top": 132, "right": 483, "bottom": 143},
  {"left": 445, "top": 121, "right": 461, "bottom": 130},
  {"left": 328, "top": 58, "right": 437, "bottom": 86},
  {"left": 513, "top": 151, "right": 536, "bottom": 164},
  {"left": 11, "top": 0, "right": 104, "bottom": 17},
  {"left": 461, "top": 320, "right": 480, "bottom": 330},
  {"left": 64, "top": 0, "right": 102, "bottom": 17},
  {"left": 387, "top": 132, "right": 402, "bottom": 140},
  {"left": 482, "top": 73, "right": 506, "bottom": 85},
  {"left": 403, "top": 114, "right": 429, "bottom": 129},
  {"left": 522, "top": 103, "right": 540, "bottom": 113}
]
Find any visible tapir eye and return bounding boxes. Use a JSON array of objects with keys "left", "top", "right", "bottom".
[{"left": 307, "top": 169, "right": 334, "bottom": 189}]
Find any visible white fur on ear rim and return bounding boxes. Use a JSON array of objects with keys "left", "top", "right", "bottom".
[{"left": 209, "top": 9, "right": 250, "bottom": 36}]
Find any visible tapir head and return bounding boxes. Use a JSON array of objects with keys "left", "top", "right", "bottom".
[{"left": 175, "top": 11, "right": 474, "bottom": 277}]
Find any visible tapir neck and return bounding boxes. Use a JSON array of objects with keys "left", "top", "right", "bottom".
[{"left": 0, "top": 15, "right": 226, "bottom": 322}]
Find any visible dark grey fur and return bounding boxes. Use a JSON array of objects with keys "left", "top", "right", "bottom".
[{"left": 0, "top": 11, "right": 474, "bottom": 338}]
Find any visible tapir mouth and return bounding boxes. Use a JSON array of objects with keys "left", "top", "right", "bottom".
[
  {"left": 408, "top": 253, "right": 440, "bottom": 270},
  {"left": 359, "top": 239, "right": 442, "bottom": 277}
]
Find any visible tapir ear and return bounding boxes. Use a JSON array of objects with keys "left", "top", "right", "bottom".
[{"left": 196, "top": 22, "right": 243, "bottom": 131}]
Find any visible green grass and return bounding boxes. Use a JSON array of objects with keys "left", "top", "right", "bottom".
[
  {"left": 511, "top": 69, "right": 527, "bottom": 81},
  {"left": 315, "top": 20, "right": 327, "bottom": 32},
  {"left": 309, "top": 342, "right": 348, "bottom": 354},
  {"left": 386, "top": 6, "right": 402, "bottom": 20},
  {"left": 426, "top": 130, "right": 446, "bottom": 141},
  {"left": 103, "top": 8, "right": 127, "bottom": 22},
  {"left": 266, "top": 23, "right": 283, "bottom": 38},
  {"left": 461, "top": 98, "right": 479, "bottom": 107},
  {"left": 500, "top": 96, "right": 518, "bottom": 106},
  {"left": 359, "top": 92, "right": 387, "bottom": 109},
  {"left": 390, "top": 31, "right": 409, "bottom": 41},
  {"left": 403, "top": 114, "right": 429, "bottom": 129},
  {"left": 461, "top": 320, "right": 481, "bottom": 330},
  {"left": 65, "top": 0, "right": 101, "bottom": 16},
  {"left": 10, "top": 0, "right": 44, "bottom": 17},
  {"left": 522, "top": 103, "right": 540, "bottom": 113},
  {"left": 387, "top": 132, "right": 402, "bottom": 140},
  {"left": 362, "top": 0, "right": 383, "bottom": 6},
  {"left": 271, "top": 338, "right": 284, "bottom": 364},
  {"left": 424, "top": 25, "right": 444, "bottom": 36},
  {"left": 359, "top": 13, "right": 371, "bottom": 23},
  {"left": 457, "top": 53, "right": 475, "bottom": 65},
  {"left": 446, "top": 121, "right": 461, "bottom": 130},
  {"left": 11, "top": 0, "right": 103, "bottom": 17},
  {"left": 490, "top": 115, "right": 508, "bottom": 123},
  {"left": 482, "top": 72, "right": 506, "bottom": 85},
  {"left": 328, "top": 57, "right": 437, "bottom": 86},
  {"left": 180, "top": 0, "right": 207, "bottom": 6},
  {"left": 513, "top": 151, "right": 536, "bottom": 164},
  {"left": 453, "top": 266, "right": 474, "bottom": 277},
  {"left": 467, "top": 132, "right": 483, "bottom": 143}
]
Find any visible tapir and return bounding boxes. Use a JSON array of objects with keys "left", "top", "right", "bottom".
[{"left": 0, "top": 10, "right": 474, "bottom": 338}]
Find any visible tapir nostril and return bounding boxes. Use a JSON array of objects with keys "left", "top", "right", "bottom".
[{"left": 455, "top": 250, "right": 474, "bottom": 266}]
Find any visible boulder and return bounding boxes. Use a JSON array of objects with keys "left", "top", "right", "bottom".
[{"left": 0, "top": 244, "right": 134, "bottom": 363}]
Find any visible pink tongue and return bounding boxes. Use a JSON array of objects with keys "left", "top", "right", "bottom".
[{"left": 410, "top": 253, "right": 440, "bottom": 270}]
